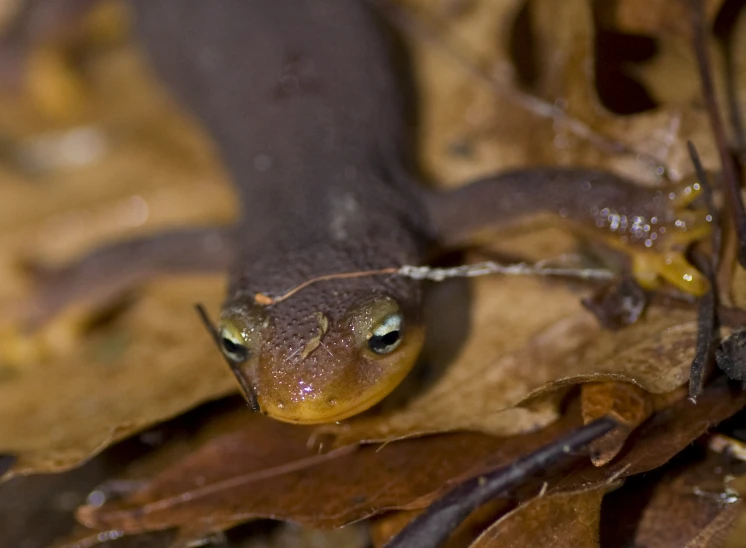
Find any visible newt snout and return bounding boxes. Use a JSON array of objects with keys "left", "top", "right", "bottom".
[{"left": 218, "top": 292, "right": 425, "bottom": 424}]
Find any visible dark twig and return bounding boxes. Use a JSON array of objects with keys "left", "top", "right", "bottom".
[
  {"left": 384, "top": 417, "right": 618, "bottom": 548},
  {"left": 724, "top": 59, "right": 746, "bottom": 164},
  {"left": 194, "top": 304, "right": 260, "bottom": 412},
  {"left": 687, "top": 143, "right": 720, "bottom": 399},
  {"left": 687, "top": 141, "right": 721, "bottom": 268},
  {"left": 689, "top": 0, "right": 746, "bottom": 267},
  {"left": 688, "top": 251, "right": 718, "bottom": 398},
  {"left": 714, "top": 0, "right": 746, "bottom": 161}
]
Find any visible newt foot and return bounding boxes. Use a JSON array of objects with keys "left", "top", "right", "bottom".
[
  {"left": 609, "top": 178, "right": 712, "bottom": 297},
  {"left": 631, "top": 250, "right": 709, "bottom": 296}
]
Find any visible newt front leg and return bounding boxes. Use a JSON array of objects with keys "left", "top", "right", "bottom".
[
  {"left": 19, "top": 226, "right": 234, "bottom": 329},
  {"left": 425, "top": 168, "right": 711, "bottom": 296}
]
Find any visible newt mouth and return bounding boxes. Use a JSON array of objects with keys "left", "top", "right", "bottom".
[{"left": 255, "top": 325, "right": 425, "bottom": 424}]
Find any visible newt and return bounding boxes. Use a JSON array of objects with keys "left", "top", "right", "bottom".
[{"left": 3, "top": 0, "right": 710, "bottom": 424}]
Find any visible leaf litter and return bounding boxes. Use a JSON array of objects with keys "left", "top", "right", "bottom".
[
  {"left": 0, "top": 0, "right": 745, "bottom": 546},
  {"left": 67, "top": 378, "right": 746, "bottom": 546}
]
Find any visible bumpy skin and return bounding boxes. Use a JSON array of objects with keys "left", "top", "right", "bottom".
[
  {"left": 129, "top": 0, "right": 433, "bottom": 422},
  {"left": 5, "top": 0, "right": 710, "bottom": 423},
  {"left": 427, "top": 168, "right": 710, "bottom": 294}
]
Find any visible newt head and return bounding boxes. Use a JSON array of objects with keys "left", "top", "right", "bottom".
[{"left": 216, "top": 284, "right": 424, "bottom": 424}]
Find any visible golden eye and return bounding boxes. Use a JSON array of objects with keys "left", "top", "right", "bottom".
[
  {"left": 219, "top": 320, "right": 250, "bottom": 363},
  {"left": 368, "top": 313, "right": 403, "bottom": 354}
]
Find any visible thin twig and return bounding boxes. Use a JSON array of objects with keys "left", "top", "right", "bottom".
[
  {"left": 253, "top": 260, "right": 614, "bottom": 306},
  {"left": 398, "top": 260, "right": 614, "bottom": 282},
  {"left": 687, "top": 141, "right": 721, "bottom": 269},
  {"left": 384, "top": 417, "right": 618, "bottom": 548},
  {"left": 688, "top": 250, "right": 717, "bottom": 398},
  {"left": 254, "top": 268, "right": 398, "bottom": 305},
  {"left": 687, "top": 142, "right": 720, "bottom": 399},
  {"left": 689, "top": 0, "right": 746, "bottom": 267},
  {"left": 714, "top": 1, "right": 746, "bottom": 161}
]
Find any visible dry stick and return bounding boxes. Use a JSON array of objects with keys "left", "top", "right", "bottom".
[
  {"left": 716, "top": 2, "right": 746, "bottom": 162},
  {"left": 194, "top": 304, "right": 260, "bottom": 413},
  {"left": 687, "top": 143, "right": 720, "bottom": 399},
  {"left": 254, "top": 268, "right": 398, "bottom": 305},
  {"left": 253, "top": 260, "right": 615, "bottom": 306},
  {"left": 688, "top": 142, "right": 722, "bottom": 271},
  {"left": 689, "top": 0, "right": 746, "bottom": 267},
  {"left": 375, "top": 0, "right": 664, "bottom": 167},
  {"left": 724, "top": 45, "right": 746, "bottom": 164},
  {"left": 688, "top": 251, "right": 717, "bottom": 398},
  {"left": 384, "top": 417, "right": 618, "bottom": 548},
  {"left": 714, "top": 3, "right": 746, "bottom": 304}
]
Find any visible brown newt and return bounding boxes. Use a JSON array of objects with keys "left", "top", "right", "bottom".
[{"left": 5, "top": 0, "right": 710, "bottom": 423}]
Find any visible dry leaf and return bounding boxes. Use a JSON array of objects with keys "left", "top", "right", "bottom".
[
  {"left": 469, "top": 486, "right": 605, "bottom": 548},
  {"left": 550, "top": 378, "right": 746, "bottom": 494},
  {"left": 601, "top": 450, "right": 745, "bottom": 548},
  {"left": 69, "top": 377, "right": 743, "bottom": 544},
  {"left": 0, "top": 1, "right": 743, "bottom": 536},
  {"left": 0, "top": 0, "right": 723, "bottom": 474},
  {"left": 404, "top": 0, "right": 719, "bottom": 182},
  {"left": 0, "top": 276, "right": 237, "bottom": 479},
  {"left": 74, "top": 414, "right": 577, "bottom": 539},
  {"left": 581, "top": 381, "right": 653, "bottom": 466},
  {"left": 0, "top": 397, "right": 268, "bottom": 548},
  {"left": 0, "top": 41, "right": 238, "bottom": 479},
  {"left": 473, "top": 432, "right": 745, "bottom": 548},
  {"left": 316, "top": 301, "right": 699, "bottom": 445},
  {"left": 308, "top": 0, "right": 734, "bottom": 445},
  {"left": 383, "top": 379, "right": 746, "bottom": 548},
  {"left": 596, "top": 0, "right": 724, "bottom": 39}
]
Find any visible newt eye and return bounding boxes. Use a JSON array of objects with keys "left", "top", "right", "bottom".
[
  {"left": 219, "top": 323, "right": 250, "bottom": 363},
  {"left": 368, "top": 313, "right": 403, "bottom": 354}
]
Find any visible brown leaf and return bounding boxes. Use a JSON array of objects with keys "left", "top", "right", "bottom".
[
  {"left": 581, "top": 381, "right": 653, "bottom": 466},
  {"left": 631, "top": 21, "right": 726, "bottom": 116},
  {"left": 404, "top": 0, "right": 719, "bottom": 181},
  {"left": 552, "top": 378, "right": 746, "bottom": 493},
  {"left": 72, "top": 378, "right": 744, "bottom": 544},
  {"left": 75, "top": 413, "right": 579, "bottom": 538},
  {"left": 473, "top": 430, "right": 746, "bottom": 548},
  {"left": 0, "top": 42, "right": 239, "bottom": 479},
  {"left": 0, "top": 276, "right": 237, "bottom": 479},
  {"left": 601, "top": 450, "right": 745, "bottom": 548},
  {"left": 0, "top": 0, "right": 736, "bottom": 489},
  {"left": 469, "top": 486, "right": 605, "bottom": 548},
  {"left": 0, "top": 397, "right": 252, "bottom": 548},
  {"left": 312, "top": 0, "right": 727, "bottom": 445},
  {"left": 597, "top": 0, "right": 724, "bottom": 39},
  {"left": 317, "top": 301, "right": 700, "bottom": 446},
  {"left": 389, "top": 380, "right": 746, "bottom": 547}
]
